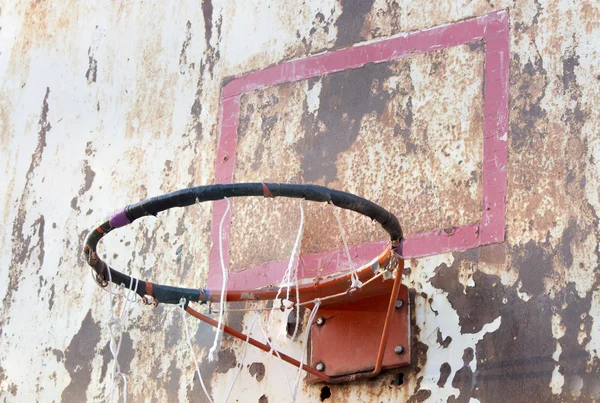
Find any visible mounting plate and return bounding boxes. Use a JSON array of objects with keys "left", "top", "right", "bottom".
[{"left": 307, "top": 284, "right": 411, "bottom": 382}]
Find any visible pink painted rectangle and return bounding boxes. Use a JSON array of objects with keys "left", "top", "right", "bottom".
[
  {"left": 436, "top": 18, "right": 485, "bottom": 47},
  {"left": 485, "top": 10, "right": 509, "bottom": 35},
  {"left": 211, "top": 10, "right": 510, "bottom": 290},
  {"left": 446, "top": 223, "right": 481, "bottom": 251},
  {"left": 480, "top": 204, "right": 506, "bottom": 244},
  {"left": 485, "top": 30, "right": 510, "bottom": 52},
  {"left": 484, "top": 80, "right": 508, "bottom": 112},
  {"left": 485, "top": 65, "right": 508, "bottom": 83},
  {"left": 380, "top": 35, "right": 409, "bottom": 62},
  {"left": 406, "top": 28, "right": 439, "bottom": 53},
  {"left": 484, "top": 117, "right": 508, "bottom": 139},
  {"left": 486, "top": 49, "right": 509, "bottom": 74}
]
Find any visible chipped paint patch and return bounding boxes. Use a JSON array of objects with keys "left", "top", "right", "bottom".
[
  {"left": 587, "top": 290, "right": 600, "bottom": 359},
  {"left": 406, "top": 254, "right": 502, "bottom": 400}
]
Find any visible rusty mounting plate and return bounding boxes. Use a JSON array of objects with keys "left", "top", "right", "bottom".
[{"left": 307, "top": 284, "right": 410, "bottom": 383}]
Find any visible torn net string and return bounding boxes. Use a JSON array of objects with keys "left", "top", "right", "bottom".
[
  {"left": 105, "top": 266, "right": 138, "bottom": 403},
  {"left": 268, "top": 199, "right": 305, "bottom": 338},
  {"left": 292, "top": 298, "right": 321, "bottom": 402},
  {"left": 289, "top": 200, "right": 305, "bottom": 339},
  {"left": 181, "top": 196, "right": 385, "bottom": 401},
  {"left": 209, "top": 305, "right": 272, "bottom": 313},
  {"left": 182, "top": 270, "right": 386, "bottom": 401},
  {"left": 224, "top": 314, "right": 259, "bottom": 403},
  {"left": 209, "top": 196, "right": 232, "bottom": 362},
  {"left": 333, "top": 205, "right": 362, "bottom": 288},
  {"left": 257, "top": 312, "right": 294, "bottom": 398},
  {"left": 298, "top": 268, "right": 387, "bottom": 307},
  {"left": 209, "top": 266, "right": 387, "bottom": 314},
  {"left": 180, "top": 299, "right": 213, "bottom": 403}
]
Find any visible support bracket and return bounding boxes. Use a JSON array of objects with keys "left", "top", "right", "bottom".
[{"left": 308, "top": 284, "right": 411, "bottom": 383}]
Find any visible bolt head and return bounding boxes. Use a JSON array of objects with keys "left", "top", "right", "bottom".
[
  {"left": 394, "top": 345, "right": 404, "bottom": 354},
  {"left": 316, "top": 317, "right": 325, "bottom": 326},
  {"left": 395, "top": 300, "right": 404, "bottom": 308},
  {"left": 316, "top": 362, "right": 325, "bottom": 372}
]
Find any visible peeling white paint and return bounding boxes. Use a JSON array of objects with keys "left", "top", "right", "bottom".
[
  {"left": 550, "top": 344, "right": 565, "bottom": 395},
  {"left": 516, "top": 280, "right": 532, "bottom": 302},
  {"left": 406, "top": 256, "right": 502, "bottom": 402},
  {"left": 550, "top": 312, "right": 566, "bottom": 395},
  {"left": 586, "top": 289, "right": 600, "bottom": 360}
]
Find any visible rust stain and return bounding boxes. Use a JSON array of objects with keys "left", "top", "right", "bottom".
[
  {"left": 0, "top": 96, "right": 11, "bottom": 147},
  {"left": 580, "top": 3, "right": 600, "bottom": 34}
]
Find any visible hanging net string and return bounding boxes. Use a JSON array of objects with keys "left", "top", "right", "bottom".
[
  {"left": 180, "top": 298, "right": 213, "bottom": 403},
  {"left": 208, "top": 197, "right": 231, "bottom": 362},
  {"left": 290, "top": 200, "right": 305, "bottom": 340},
  {"left": 333, "top": 206, "right": 362, "bottom": 289},
  {"left": 268, "top": 199, "right": 305, "bottom": 337},
  {"left": 210, "top": 305, "right": 273, "bottom": 313},
  {"left": 105, "top": 268, "right": 138, "bottom": 403},
  {"left": 297, "top": 268, "right": 388, "bottom": 307},
  {"left": 257, "top": 313, "right": 294, "bottom": 398},
  {"left": 224, "top": 314, "right": 259, "bottom": 403},
  {"left": 208, "top": 264, "right": 388, "bottom": 313},
  {"left": 292, "top": 299, "right": 321, "bottom": 402},
  {"left": 82, "top": 183, "right": 404, "bottom": 397}
]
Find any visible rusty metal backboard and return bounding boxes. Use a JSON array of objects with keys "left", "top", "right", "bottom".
[{"left": 207, "top": 12, "right": 508, "bottom": 291}]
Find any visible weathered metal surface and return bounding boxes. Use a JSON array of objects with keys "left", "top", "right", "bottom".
[
  {"left": 228, "top": 42, "right": 485, "bottom": 269},
  {"left": 212, "top": 13, "right": 504, "bottom": 292},
  {"left": 1, "top": 0, "right": 600, "bottom": 402}
]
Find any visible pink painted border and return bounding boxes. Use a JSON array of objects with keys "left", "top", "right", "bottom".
[{"left": 209, "top": 11, "right": 509, "bottom": 290}]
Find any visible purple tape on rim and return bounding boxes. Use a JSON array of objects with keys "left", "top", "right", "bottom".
[
  {"left": 392, "top": 239, "right": 404, "bottom": 257},
  {"left": 109, "top": 207, "right": 131, "bottom": 229}
]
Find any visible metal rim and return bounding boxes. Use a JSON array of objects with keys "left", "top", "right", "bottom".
[{"left": 83, "top": 182, "right": 403, "bottom": 306}]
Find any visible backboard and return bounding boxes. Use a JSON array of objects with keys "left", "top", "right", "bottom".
[{"left": 208, "top": 11, "right": 508, "bottom": 291}]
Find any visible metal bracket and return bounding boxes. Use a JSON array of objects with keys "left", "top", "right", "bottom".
[{"left": 307, "top": 283, "right": 411, "bottom": 383}]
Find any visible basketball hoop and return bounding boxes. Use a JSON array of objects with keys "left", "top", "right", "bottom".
[{"left": 83, "top": 182, "right": 409, "bottom": 394}]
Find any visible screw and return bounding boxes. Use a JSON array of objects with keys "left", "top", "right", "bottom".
[
  {"left": 316, "top": 362, "right": 325, "bottom": 372},
  {"left": 395, "top": 300, "right": 404, "bottom": 308},
  {"left": 394, "top": 346, "right": 404, "bottom": 354},
  {"left": 316, "top": 317, "right": 325, "bottom": 326}
]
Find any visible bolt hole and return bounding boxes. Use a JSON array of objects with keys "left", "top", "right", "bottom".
[
  {"left": 286, "top": 306, "right": 305, "bottom": 338},
  {"left": 391, "top": 372, "right": 404, "bottom": 386},
  {"left": 320, "top": 385, "right": 331, "bottom": 401}
]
